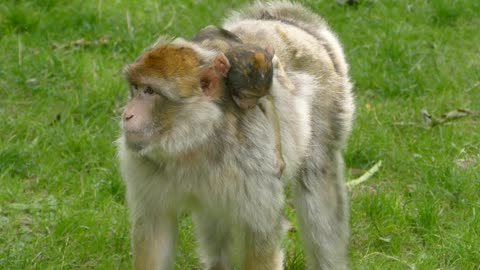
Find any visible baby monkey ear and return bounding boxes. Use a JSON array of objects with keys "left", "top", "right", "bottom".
[
  {"left": 200, "top": 53, "right": 231, "bottom": 97},
  {"left": 213, "top": 52, "right": 231, "bottom": 77},
  {"left": 265, "top": 44, "right": 275, "bottom": 59}
]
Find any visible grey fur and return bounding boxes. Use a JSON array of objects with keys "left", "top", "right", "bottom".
[{"left": 118, "top": 1, "right": 354, "bottom": 269}]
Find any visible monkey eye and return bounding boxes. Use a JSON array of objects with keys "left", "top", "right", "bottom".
[{"left": 144, "top": 86, "right": 155, "bottom": 95}]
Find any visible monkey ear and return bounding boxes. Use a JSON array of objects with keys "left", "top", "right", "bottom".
[
  {"left": 265, "top": 44, "right": 275, "bottom": 59},
  {"left": 200, "top": 53, "right": 230, "bottom": 97},
  {"left": 213, "top": 53, "right": 230, "bottom": 77}
]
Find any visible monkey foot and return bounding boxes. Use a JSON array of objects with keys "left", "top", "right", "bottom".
[{"left": 274, "top": 157, "right": 286, "bottom": 179}]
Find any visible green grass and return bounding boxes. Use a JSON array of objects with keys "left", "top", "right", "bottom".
[{"left": 1, "top": 0, "right": 479, "bottom": 269}]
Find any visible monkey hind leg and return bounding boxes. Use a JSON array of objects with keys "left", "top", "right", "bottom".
[
  {"left": 258, "top": 95, "right": 285, "bottom": 178},
  {"left": 242, "top": 218, "right": 286, "bottom": 270},
  {"left": 193, "top": 212, "right": 233, "bottom": 270},
  {"left": 294, "top": 149, "right": 349, "bottom": 270}
]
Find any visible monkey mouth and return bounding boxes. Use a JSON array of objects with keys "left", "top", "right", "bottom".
[
  {"left": 124, "top": 130, "right": 154, "bottom": 152},
  {"left": 125, "top": 130, "right": 147, "bottom": 142},
  {"left": 124, "top": 127, "right": 161, "bottom": 143}
]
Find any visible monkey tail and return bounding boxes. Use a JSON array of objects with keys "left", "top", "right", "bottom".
[{"left": 224, "top": 1, "right": 349, "bottom": 78}]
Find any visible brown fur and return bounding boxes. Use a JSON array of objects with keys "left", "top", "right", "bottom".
[
  {"left": 125, "top": 45, "right": 201, "bottom": 98},
  {"left": 253, "top": 52, "right": 270, "bottom": 73}
]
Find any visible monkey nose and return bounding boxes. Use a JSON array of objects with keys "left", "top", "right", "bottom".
[{"left": 124, "top": 114, "right": 134, "bottom": 121}]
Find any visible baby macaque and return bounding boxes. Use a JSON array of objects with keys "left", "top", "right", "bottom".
[
  {"left": 225, "top": 44, "right": 274, "bottom": 109},
  {"left": 193, "top": 26, "right": 285, "bottom": 176},
  {"left": 224, "top": 44, "right": 285, "bottom": 176}
]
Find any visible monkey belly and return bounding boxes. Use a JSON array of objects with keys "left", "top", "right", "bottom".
[{"left": 120, "top": 141, "right": 284, "bottom": 233}]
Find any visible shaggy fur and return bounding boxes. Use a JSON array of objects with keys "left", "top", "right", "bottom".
[{"left": 118, "top": 1, "right": 354, "bottom": 269}]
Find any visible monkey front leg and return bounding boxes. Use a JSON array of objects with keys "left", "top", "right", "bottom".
[
  {"left": 258, "top": 94, "right": 285, "bottom": 178},
  {"left": 193, "top": 212, "right": 233, "bottom": 270},
  {"left": 132, "top": 214, "right": 178, "bottom": 270}
]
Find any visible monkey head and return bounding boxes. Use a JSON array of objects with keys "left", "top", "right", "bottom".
[
  {"left": 225, "top": 44, "right": 275, "bottom": 109},
  {"left": 121, "top": 37, "right": 231, "bottom": 158}
]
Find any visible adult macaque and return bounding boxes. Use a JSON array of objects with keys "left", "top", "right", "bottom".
[{"left": 118, "top": 1, "right": 354, "bottom": 270}]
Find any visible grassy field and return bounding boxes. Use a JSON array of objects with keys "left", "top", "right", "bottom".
[{"left": 1, "top": 0, "right": 479, "bottom": 269}]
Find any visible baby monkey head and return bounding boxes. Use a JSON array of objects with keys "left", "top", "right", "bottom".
[
  {"left": 121, "top": 38, "right": 230, "bottom": 157},
  {"left": 225, "top": 44, "right": 275, "bottom": 109}
]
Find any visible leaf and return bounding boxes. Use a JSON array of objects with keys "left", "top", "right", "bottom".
[
  {"left": 347, "top": 160, "right": 382, "bottom": 188},
  {"left": 421, "top": 108, "right": 478, "bottom": 128}
]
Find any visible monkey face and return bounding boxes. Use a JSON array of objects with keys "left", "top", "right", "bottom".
[
  {"left": 121, "top": 84, "right": 177, "bottom": 151},
  {"left": 121, "top": 39, "right": 228, "bottom": 157}
]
